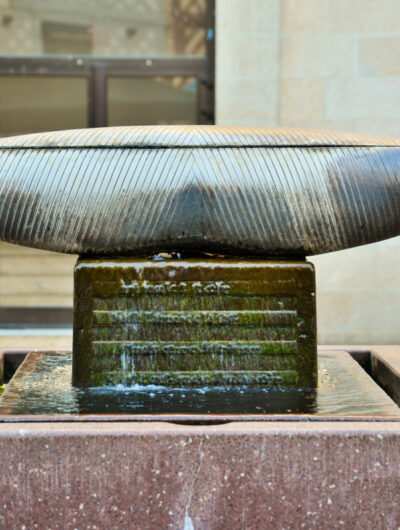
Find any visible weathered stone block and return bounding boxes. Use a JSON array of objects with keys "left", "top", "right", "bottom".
[
  {"left": 358, "top": 36, "right": 400, "bottom": 77},
  {"left": 281, "top": 35, "right": 354, "bottom": 79},
  {"left": 216, "top": 78, "right": 279, "bottom": 124},
  {"left": 282, "top": 0, "right": 324, "bottom": 33},
  {"left": 217, "top": 33, "right": 279, "bottom": 80},
  {"left": 217, "top": 0, "right": 280, "bottom": 35},
  {"left": 325, "top": 78, "right": 400, "bottom": 120},
  {"left": 326, "top": 0, "right": 400, "bottom": 33},
  {"left": 73, "top": 258, "right": 316, "bottom": 388},
  {"left": 280, "top": 79, "right": 325, "bottom": 125}
]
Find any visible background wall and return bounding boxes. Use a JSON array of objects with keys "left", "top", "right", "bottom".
[
  {"left": 0, "top": 243, "right": 75, "bottom": 307},
  {"left": 216, "top": 0, "right": 400, "bottom": 344},
  {"left": 0, "top": 0, "right": 398, "bottom": 346}
]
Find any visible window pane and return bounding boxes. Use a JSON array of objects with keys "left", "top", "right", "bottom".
[
  {"left": 108, "top": 76, "right": 197, "bottom": 125},
  {"left": 0, "top": 76, "right": 88, "bottom": 137},
  {"left": 0, "top": 0, "right": 208, "bottom": 57}
]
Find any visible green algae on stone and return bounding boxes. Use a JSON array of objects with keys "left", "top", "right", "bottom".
[
  {"left": 89, "top": 370, "right": 299, "bottom": 388},
  {"left": 91, "top": 352, "right": 297, "bottom": 373},
  {"left": 92, "top": 340, "right": 297, "bottom": 356}
]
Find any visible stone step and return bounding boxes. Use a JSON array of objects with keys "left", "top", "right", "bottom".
[{"left": 89, "top": 370, "right": 298, "bottom": 387}]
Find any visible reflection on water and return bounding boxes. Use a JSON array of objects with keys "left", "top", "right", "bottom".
[
  {"left": 77, "top": 384, "right": 317, "bottom": 414},
  {"left": 0, "top": 351, "right": 399, "bottom": 416}
]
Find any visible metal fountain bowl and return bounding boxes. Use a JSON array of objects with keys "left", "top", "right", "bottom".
[{"left": 0, "top": 125, "right": 399, "bottom": 256}]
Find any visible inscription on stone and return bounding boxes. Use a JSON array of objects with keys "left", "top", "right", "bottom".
[
  {"left": 93, "top": 341, "right": 296, "bottom": 356},
  {"left": 73, "top": 259, "right": 316, "bottom": 388},
  {"left": 121, "top": 279, "right": 231, "bottom": 294}
]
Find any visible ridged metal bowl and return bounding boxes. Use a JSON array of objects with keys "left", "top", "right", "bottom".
[{"left": 0, "top": 125, "right": 399, "bottom": 256}]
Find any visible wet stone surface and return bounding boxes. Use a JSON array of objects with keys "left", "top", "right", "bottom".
[
  {"left": 73, "top": 258, "right": 316, "bottom": 388},
  {"left": 0, "top": 350, "right": 399, "bottom": 416}
]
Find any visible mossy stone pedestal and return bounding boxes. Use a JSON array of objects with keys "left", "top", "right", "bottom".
[{"left": 73, "top": 258, "right": 316, "bottom": 388}]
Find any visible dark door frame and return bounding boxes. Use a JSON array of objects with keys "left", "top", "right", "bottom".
[{"left": 0, "top": 55, "right": 214, "bottom": 126}]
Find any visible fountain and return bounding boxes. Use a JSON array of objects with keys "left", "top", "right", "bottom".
[
  {"left": 1, "top": 125, "right": 399, "bottom": 393},
  {"left": 0, "top": 126, "right": 399, "bottom": 527}
]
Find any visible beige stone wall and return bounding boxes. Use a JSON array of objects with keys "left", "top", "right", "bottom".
[
  {"left": 0, "top": 243, "right": 76, "bottom": 307},
  {"left": 216, "top": 0, "right": 400, "bottom": 344},
  {"left": 217, "top": 0, "right": 400, "bottom": 136}
]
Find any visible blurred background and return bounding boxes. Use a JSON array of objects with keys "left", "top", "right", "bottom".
[{"left": 0, "top": 0, "right": 398, "bottom": 348}]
